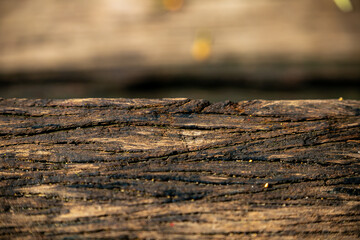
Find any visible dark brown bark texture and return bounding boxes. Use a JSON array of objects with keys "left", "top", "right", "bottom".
[{"left": 0, "top": 98, "right": 359, "bottom": 239}]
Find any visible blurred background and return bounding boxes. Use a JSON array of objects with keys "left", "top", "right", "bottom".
[{"left": 0, "top": 0, "right": 359, "bottom": 101}]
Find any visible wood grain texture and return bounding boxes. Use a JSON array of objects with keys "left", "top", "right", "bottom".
[{"left": 0, "top": 98, "right": 359, "bottom": 239}]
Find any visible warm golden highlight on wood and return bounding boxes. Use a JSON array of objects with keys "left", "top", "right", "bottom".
[{"left": 0, "top": 98, "right": 359, "bottom": 239}]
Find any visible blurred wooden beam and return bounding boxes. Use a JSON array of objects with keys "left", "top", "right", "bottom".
[{"left": 0, "top": 0, "right": 359, "bottom": 75}]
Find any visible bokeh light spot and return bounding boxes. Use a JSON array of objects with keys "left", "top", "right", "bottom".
[
  {"left": 162, "top": 0, "right": 184, "bottom": 12},
  {"left": 192, "top": 37, "right": 212, "bottom": 62},
  {"left": 334, "top": 0, "right": 353, "bottom": 12}
]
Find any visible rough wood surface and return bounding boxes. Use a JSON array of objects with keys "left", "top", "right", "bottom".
[{"left": 0, "top": 98, "right": 359, "bottom": 239}]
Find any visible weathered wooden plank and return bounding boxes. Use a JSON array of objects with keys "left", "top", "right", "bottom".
[{"left": 0, "top": 98, "right": 359, "bottom": 239}]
